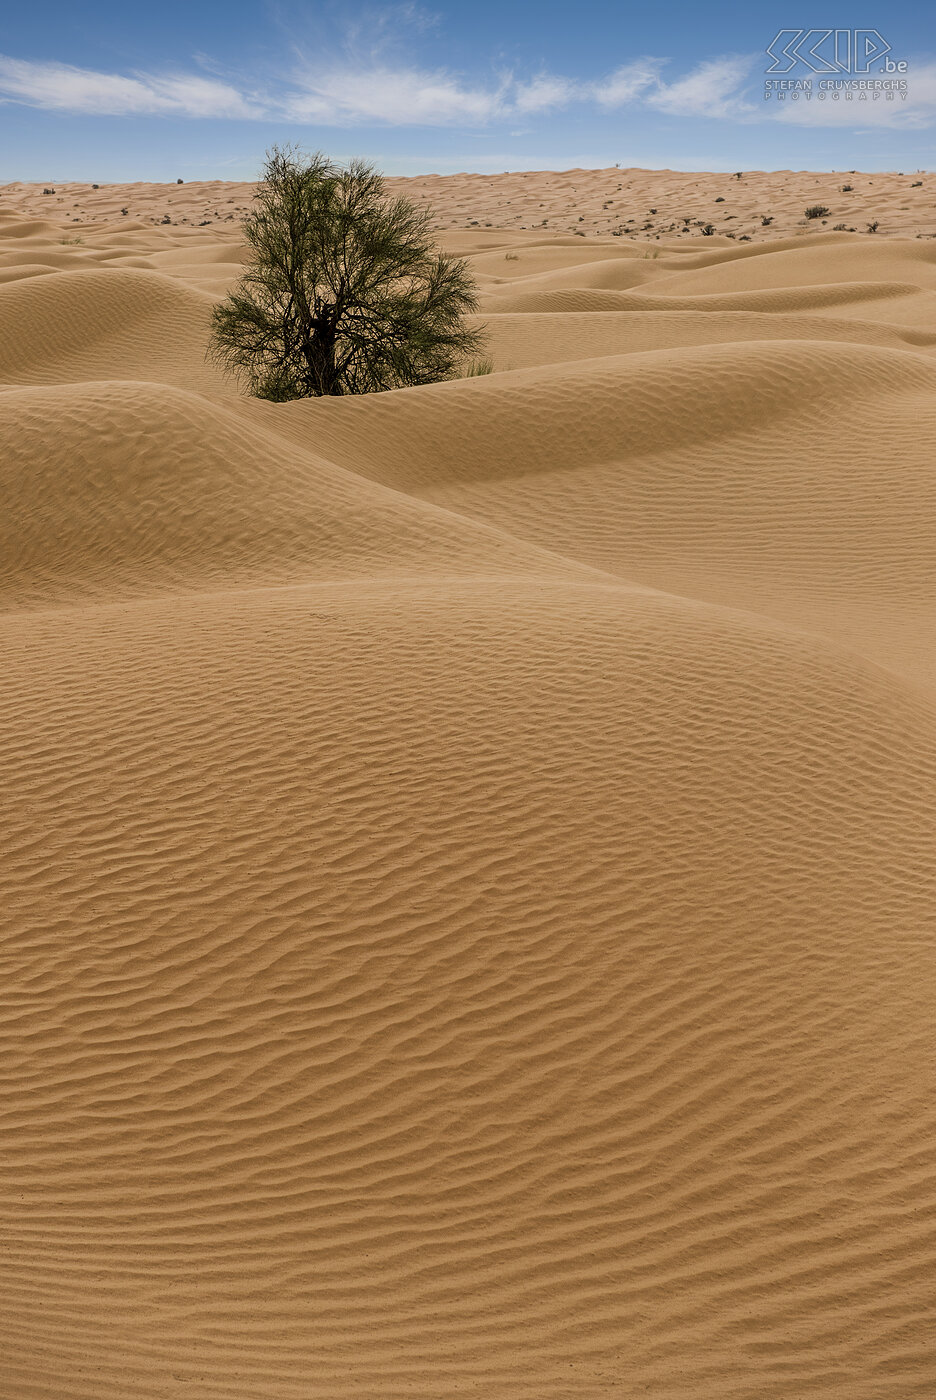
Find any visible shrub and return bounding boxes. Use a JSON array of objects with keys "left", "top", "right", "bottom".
[
  {"left": 700, "top": 223, "right": 716, "bottom": 236},
  {"left": 761, "top": 214, "right": 774, "bottom": 225},
  {"left": 805, "top": 205, "right": 830, "bottom": 218},
  {"left": 841, "top": 184, "right": 853, "bottom": 192},
  {"left": 867, "top": 221, "right": 879, "bottom": 233},
  {"left": 210, "top": 146, "right": 484, "bottom": 399}
]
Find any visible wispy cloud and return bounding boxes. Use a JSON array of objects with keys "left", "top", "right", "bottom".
[
  {"left": 0, "top": 48, "right": 933, "bottom": 132},
  {"left": 282, "top": 65, "right": 512, "bottom": 125},
  {"left": 513, "top": 74, "right": 579, "bottom": 114},
  {"left": 645, "top": 56, "right": 758, "bottom": 119},
  {"left": 770, "top": 62, "right": 936, "bottom": 129},
  {"left": 0, "top": 55, "right": 261, "bottom": 118},
  {"left": 591, "top": 60, "right": 665, "bottom": 108}
]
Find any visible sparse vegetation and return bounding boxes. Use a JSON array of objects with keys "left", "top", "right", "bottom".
[
  {"left": 841, "top": 184, "right": 853, "bottom": 192},
  {"left": 464, "top": 358, "right": 495, "bottom": 377},
  {"left": 42, "top": 187, "right": 55, "bottom": 195},
  {"left": 761, "top": 215, "right": 774, "bottom": 225},
  {"left": 867, "top": 221, "right": 879, "bottom": 233},
  {"left": 805, "top": 205, "right": 831, "bottom": 219},
  {"left": 209, "top": 146, "right": 484, "bottom": 400},
  {"left": 700, "top": 223, "right": 716, "bottom": 236}
]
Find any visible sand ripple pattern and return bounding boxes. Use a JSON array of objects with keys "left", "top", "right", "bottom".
[{"left": 1, "top": 195, "right": 935, "bottom": 1399}]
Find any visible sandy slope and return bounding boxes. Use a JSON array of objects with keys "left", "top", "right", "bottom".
[{"left": 1, "top": 185, "right": 936, "bottom": 1400}]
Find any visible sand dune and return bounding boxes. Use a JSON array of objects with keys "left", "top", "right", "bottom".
[
  {"left": 2, "top": 177, "right": 936, "bottom": 1399},
  {"left": 4, "top": 165, "right": 936, "bottom": 240}
]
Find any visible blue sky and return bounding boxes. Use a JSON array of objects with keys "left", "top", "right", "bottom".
[{"left": 1, "top": 1, "right": 934, "bottom": 179}]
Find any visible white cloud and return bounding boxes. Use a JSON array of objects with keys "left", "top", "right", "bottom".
[
  {"left": 589, "top": 55, "right": 758, "bottom": 121},
  {"left": 0, "top": 55, "right": 260, "bottom": 118},
  {"left": 0, "top": 47, "right": 934, "bottom": 134},
  {"left": 645, "top": 56, "right": 758, "bottom": 119},
  {"left": 513, "top": 74, "right": 578, "bottom": 114},
  {"left": 282, "top": 65, "right": 511, "bottom": 125},
  {"left": 770, "top": 62, "right": 936, "bottom": 129},
  {"left": 592, "top": 60, "right": 664, "bottom": 108}
]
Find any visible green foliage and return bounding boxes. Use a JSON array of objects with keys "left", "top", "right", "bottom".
[
  {"left": 464, "top": 358, "right": 495, "bottom": 377},
  {"left": 805, "top": 204, "right": 831, "bottom": 219},
  {"left": 209, "top": 146, "right": 485, "bottom": 399}
]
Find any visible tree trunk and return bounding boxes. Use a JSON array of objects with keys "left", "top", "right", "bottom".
[{"left": 304, "top": 310, "right": 342, "bottom": 395}]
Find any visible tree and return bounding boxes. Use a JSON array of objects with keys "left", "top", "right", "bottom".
[{"left": 209, "top": 146, "right": 486, "bottom": 399}]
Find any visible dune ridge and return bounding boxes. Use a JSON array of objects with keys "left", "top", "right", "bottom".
[{"left": 1, "top": 179, "right": 935, "bottom": 1399}]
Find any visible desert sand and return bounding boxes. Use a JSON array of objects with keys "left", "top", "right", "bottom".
[{"left": 1, "top": 172, "right": 936, "bottom": 1399}]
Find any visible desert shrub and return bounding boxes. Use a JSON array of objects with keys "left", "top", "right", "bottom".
[
  {"left": 700, "top": 223, "right": 716, "bottom": 236},
  {"left": 841, "top": 184, "right": 853, "bottom": 192},
  {"left": 867, "top": 221, "right": 879, "bottom": 233},
  {"left": 210, "top": 146, "right": 484, "bottom": 399},
  {"left": 761, "top": 214, "right": 774, "bottom": 225},
  {"left": 464, "top": 358, "right": 495, "bottom": 377},
  {"left": 805, "top": 205, "right": 831, "bottom": 218}
]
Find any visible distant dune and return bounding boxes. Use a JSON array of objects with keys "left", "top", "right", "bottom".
[
  {"left": 3, "top": 165, "right": 936, "bottom": 240},
  {"left": 1, "top": 177, "right": 936, "bottom": 1399}
]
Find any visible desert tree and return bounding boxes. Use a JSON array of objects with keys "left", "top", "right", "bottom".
[{"left": 209, "top": 146, "right": 486, "bottom": 398}]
